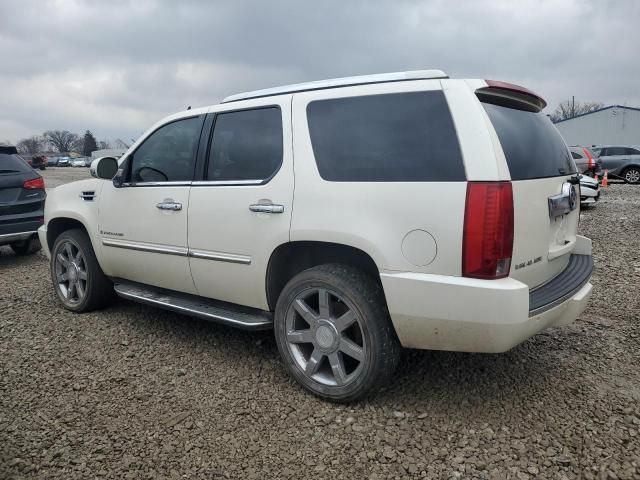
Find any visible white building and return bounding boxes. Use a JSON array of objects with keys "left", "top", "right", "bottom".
[{"left": 555, "top": 105, "right": 640, "bottom": 146}]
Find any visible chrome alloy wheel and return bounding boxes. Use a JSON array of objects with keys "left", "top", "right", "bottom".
[
  {"left": 285, "top": 288, "right": 366, "bottom": 387},
  {"left": 624, "top": 168, "right": 640, "bottom": 184},
  {"left": 54, "top": 240, "right": 88, "bottom": 305}
]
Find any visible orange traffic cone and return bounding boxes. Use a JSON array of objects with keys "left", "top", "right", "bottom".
[{"left": 602, "top": 170, "right": 609, "bottom": 188}]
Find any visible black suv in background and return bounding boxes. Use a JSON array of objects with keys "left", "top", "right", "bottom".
[{"left": 0, "top": 146, "right": 45, "bottom": 255}]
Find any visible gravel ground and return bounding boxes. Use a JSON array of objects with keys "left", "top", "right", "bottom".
[{"left": 1, "top": 172, "right": 639, "bottom": 479}]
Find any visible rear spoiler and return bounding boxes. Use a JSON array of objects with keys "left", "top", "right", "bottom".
[{"left": 476, "top": 80, "right": 547, "bottom": 113}]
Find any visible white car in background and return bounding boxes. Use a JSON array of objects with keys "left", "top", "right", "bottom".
[
  {"left": 71, "top": 157, "right": 89, "bottom": 167},
  {"left": 39, "top": 71, "right": 593, "bottom": 402},
  {"left": 579, "top": 175, "right": 600, "bottom": 206}
]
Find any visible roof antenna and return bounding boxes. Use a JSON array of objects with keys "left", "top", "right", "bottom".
[{"left": 187, "top": 105, "right": 191, "bottom": 110}]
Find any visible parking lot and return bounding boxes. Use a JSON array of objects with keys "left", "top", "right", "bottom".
[{"left": 1, "top": 169, "right": 639, "bottom": 479}]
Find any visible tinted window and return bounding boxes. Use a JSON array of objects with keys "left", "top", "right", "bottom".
[
  {"left": 306, "top": 91, "right": 464, "bottom": 182},
  {"left": 482, "top": 103, "right": 575, "bottom": 180},
  {"left": 605, "top": 147, "right": 626, "bottom": 156},
  {"left": 571, "top": 151, "right": 583, "bottom": 160},
  {"left": 626, "top": 147, "right": 640, "bottom": 155},
  {"left": 0, "top": 154, "right": 31, "bottom": 173},
  {"left": 207, "top": 107, "right": 282, "bottom": 181},
  {"left": 130, "top": 116, "right": 202, "bottom": 182}
]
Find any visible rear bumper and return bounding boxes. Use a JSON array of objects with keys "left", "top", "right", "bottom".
[
  {"left": 0, "top": 230, "right": 38, "bottom": 246},
  {"left": 381, "top": 236, "right": 593, "bottom": 353},
  {"left": 0, "top": 213, "right": 42, "bottom": 245}
]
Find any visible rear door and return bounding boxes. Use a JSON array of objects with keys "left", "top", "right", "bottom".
[
  {"left": 187, "top": 97, "right": 293, "bottom": 309},
  {"left": 481, "top": 100, "right": 579, "bottom": 288}
]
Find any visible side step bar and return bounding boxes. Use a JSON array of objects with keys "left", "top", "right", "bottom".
[{"left": 113, "top": 281, "right": 273, "bottom": 331}]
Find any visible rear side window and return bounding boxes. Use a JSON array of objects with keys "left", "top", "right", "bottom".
[
  {"left": 483, "top": 103, "right": 575, "bottom": 180},
  {"left": 0, "top": 154, "right": 31, "bottom": 174},
  {"left": 306, "top": 91, "right": 465, "bottom": 182},
  {"left": 571, "top": 151, "right": 583, "bottom": 160},
  {"left": 207, "top": 107, "right": 283, "bottom": 182}
]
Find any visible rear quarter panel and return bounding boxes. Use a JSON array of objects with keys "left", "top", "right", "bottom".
[{"left": 291, "top": 80, "right": 468, "bottom": 275}]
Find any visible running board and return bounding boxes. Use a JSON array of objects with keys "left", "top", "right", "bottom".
[{"left": 113, "top": 281, "right": 273, "bottom": 331}]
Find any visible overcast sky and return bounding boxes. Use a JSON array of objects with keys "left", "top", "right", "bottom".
[{"left": 1, "top": 0, "right": 638, "bottom": 144}]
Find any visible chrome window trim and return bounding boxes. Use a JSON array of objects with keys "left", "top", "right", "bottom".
[
  {"left": 102, "top": 238, "right": 188, "bottom": 256},
  {"left": 120, "top": 181, "right": 192, "bottom": 187},
  {"left": 188, "top": 249, "right": 251, "bottom": 264},
  {"left": 191, "top": 179, "right": 264, "bottom": 186}
]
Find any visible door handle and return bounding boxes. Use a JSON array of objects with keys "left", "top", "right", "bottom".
[
  {"left": 156, "top": 201, "right": 182, "bottom": 211},
  {"left": 249, "top": 203, "right": 284, "bottom": 214}
]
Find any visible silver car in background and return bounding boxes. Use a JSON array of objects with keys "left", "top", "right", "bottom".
[
  {"left": 591, "top": 145, "right": 640, "bottom": 184},
  {"left": 569, "top": 146, "right": 601, "bottom": 176}
]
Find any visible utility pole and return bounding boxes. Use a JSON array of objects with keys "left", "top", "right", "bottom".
[{"left": 571, "top": 95, "right": 575, "bottom": 118}]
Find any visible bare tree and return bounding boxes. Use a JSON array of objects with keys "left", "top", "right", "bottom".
[
  {"left": 17, "top": 136, "right": 44, "bottom": 154},
  {"left": 43, "top": 130, "right": 79, "bottom": 153},
  {"left": 97, "top": 140, "right": 111, "bottom": 150},
  {"left": 550, "top": 99, "right": 604, "bottom": 123}
]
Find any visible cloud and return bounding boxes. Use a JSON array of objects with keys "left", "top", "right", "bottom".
[{"left": 1, "top": 0, "right": 638, "bottom": 143}]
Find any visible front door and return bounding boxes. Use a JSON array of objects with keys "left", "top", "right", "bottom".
[
  {"left": 188, "top": 98, "right": 293, "bottom": 309},
  {"left": 98, "top": 114, "right": 205, "bottom": 294}
]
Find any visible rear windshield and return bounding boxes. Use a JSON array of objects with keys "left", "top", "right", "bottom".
[
  {"left": 307, "top": 91, "right": 465, "bottom": 182},
  {"left": 0, "top": 154, "right": 31, "bottom": 174},
  {"left": 482, "top": 103, "right": 575, "bottom": 180}
]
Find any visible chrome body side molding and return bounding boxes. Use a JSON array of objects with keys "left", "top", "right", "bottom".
[
  {"left": 101, "top": 238, "right": 188, "bottom": 257},
  {"left": 188, "top": 249, "right": 251, "bottom": 265},
  {"left": 101, "top": 239, "right": 251, "bottom": 265}
]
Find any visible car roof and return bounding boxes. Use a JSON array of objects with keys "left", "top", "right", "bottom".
[
  {"left": 222, "top": 69, "right": 448, "bottom": 103},
  {"left": 591, "top": 145, "right": 640, "bottom": 148}
]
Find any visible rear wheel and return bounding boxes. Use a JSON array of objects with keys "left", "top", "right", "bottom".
[
  {"left": 274, "top": 264, "right": 400, "bottom": 402},
  {"left": 51, "top": 229, "right": 113, "bottom": 312},
  {"left": 623, "top": 166, "right": 640, "bottom": 184},
  {"left": 10, "top": 236, "right": 41, "bottom": 255}
]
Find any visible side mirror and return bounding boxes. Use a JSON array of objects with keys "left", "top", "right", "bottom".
[{"left": 90, "top": 157, "right": 118, "bottom": 180}]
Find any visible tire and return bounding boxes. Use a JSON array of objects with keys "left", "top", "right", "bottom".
[
  {"left": 50, "top": 228, "right": 113, "bottom": 312},
  {"left": 622, "top": 166, "right": 640, "bottom": 184},
  {"left": 274, "top": 264, "right": 400, "bottom": 402},
  {"left": 10, "top": 236, "right": 41, "bottom": 255}
]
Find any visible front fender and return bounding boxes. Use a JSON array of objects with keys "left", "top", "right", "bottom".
[{"left": 44, "top": 179, "right": 106, "bottom": 267}]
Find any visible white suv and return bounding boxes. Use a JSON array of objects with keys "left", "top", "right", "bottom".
[{"left": 40, "top": 70, "right": 593, "bottom": 402}]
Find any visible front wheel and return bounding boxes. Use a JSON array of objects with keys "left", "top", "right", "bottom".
[
  {"left": 623, "top": 166, "right": 640, "bottom": 184},
  {"left": 274, "top": 264, "right": 400, "bottom": 402},
  {"left": 51, "top": 229, "right": 113, "bottom": 312}
]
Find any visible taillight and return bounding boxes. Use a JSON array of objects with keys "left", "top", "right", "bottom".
[
  {"left": 23, "top": 177, "right": 45, "bottom": 190},
  {"left": 582, "top": 147, "right": 594, "bottom": 169},
  {"left": 463, "top": 182, "right": 514, "bottom": 279}
]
